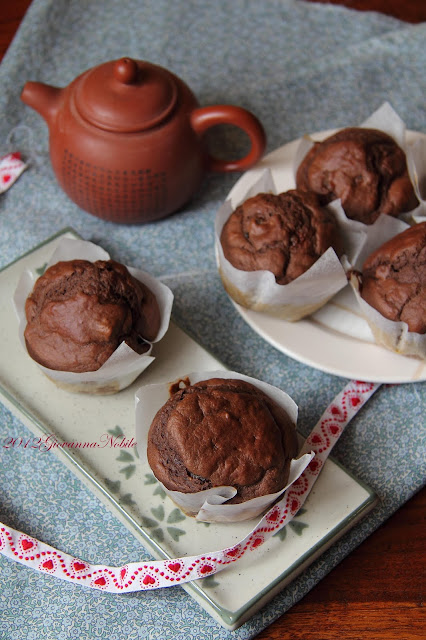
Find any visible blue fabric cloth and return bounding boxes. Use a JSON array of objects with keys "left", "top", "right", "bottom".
[{"left": 0, "top": 1, "right": 424, "bottom": 638}]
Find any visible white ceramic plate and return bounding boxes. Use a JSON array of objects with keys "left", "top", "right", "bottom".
[
  {"left": 225, "top": 130, "right": 426, "bottom": 383},
  {"left": 0, "top": 230, "right": 377, "bottom": 630}
]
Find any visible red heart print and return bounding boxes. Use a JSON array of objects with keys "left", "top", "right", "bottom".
[
  {"left": 143, "top": 574, "right": 156, "bottom": 585},
  {"left": 267, "top": 508, "right": 279, "bottom": 522},
  {"left": 42, "top": 559, "right": 54, "bottom": 570},
  {"left": 72, "top": 561, "right": 87, "bottom": 572},
  {"left": 94, "top": 576, "right": 107, "bottom": 586},
  {"left": 251, "top": 537, "right": 263, "bottom": 549},
  {"left": 2, "top": 174, "right": 11, "bottom": 184},
  {"left": 351, "top": 396, "right": 361, "bottom": 407},
  {"left": 200, "top": 564, "right": 213, "bottom": 574},
  {"left": 311, "top": 434, "right": 322, "bottom": 444},
  {"left": 168, "top": 562, "right": 181, "bottom": 573},
  {"left": 21, "top": 539, "right": 34, "bottom": 551},
  {"left": 291, "top": 499, "right": 299, "bottom": 512},
  {"left": 331, "top": 406, "right": 340, "bottom": 415},
  {"left": 120, "top": 567, "right": 127, "bottom": 580},
  {"left": 309, "top": 459, "right": 320, "bottom": 473},
  {"left": 226, "top": 547, "right": 239, "bottom": 557},
  {"left": 329, "top": 424, "right": 340, "bottom": 435}
]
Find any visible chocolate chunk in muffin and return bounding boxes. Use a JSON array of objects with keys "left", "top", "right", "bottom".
[
  {"left": 220, "top": 190, "right": 342, "bottom": 285},
  {"left": 360, "top": 221, "right": 426, "bottom": 333},
  {"left": 24, "top": 259, "right": 161, "bottom": 372},
  {"left": 147, "top": 377, "right": 298, "bottom": 504},
  {"left": 296, "top": 127, "right": 418, "bottom": 224}
]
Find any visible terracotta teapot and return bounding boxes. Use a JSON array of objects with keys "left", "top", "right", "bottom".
[{"left": 21, "top": 57, "right": 266, "bottom": 224}]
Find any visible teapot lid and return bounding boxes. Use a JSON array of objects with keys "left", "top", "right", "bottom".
[{"left": 74, "top": 58, "right": 178, "bottom": 133}]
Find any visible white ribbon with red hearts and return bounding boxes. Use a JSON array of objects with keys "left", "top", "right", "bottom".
[
  {"left": 0, "top": 152, "right": 27, "bottom": 193},
  {"left": 0, "top": 380, "right": 379, "bottom": 592}
]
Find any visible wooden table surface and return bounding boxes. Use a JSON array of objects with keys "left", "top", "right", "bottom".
[{"left": 1, "top": 2, "right": 425, "bottom": 639}]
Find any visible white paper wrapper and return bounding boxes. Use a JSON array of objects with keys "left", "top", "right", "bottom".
[
  {"left": 135, "top": 369, "right": 313, "bottom": 523},
  {"left": 345, "top": 213, "right": 411, "bottom": 271},
  {"left": 308, "top": 214, "right": 413, "bottom": 346},
  {"left": 294, "top": 102, "right": 426, "bottom": 225},
  {"left": 406, "top": 134, "right": 426, "bottom": 223},
  {"left": 349, "top": 272, "right": 426, "bottom": 360},
  {"left": 13, "top": 237, "right": 174, "bottom": 394},
  {"left": 215, "top": 170, "right": 363, "bottom": 321},
  {"left": 347, "top": 216, "right": 426, "bottom": 360}
]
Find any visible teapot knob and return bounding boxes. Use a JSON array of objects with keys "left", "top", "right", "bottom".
[{"left": 114, "top": 58, "right": 139, "bottom": 85}]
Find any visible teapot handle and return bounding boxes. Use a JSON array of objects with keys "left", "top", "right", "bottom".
[{"left": 190, "top": 105, "right": 266, "bottom": 172}]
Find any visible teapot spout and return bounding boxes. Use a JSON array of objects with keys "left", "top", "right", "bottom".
[{"left": 21, "top": 82, "right": 62, "bottom": 125}]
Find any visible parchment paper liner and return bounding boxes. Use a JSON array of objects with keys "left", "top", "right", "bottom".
[
  {"left": 135, "top": 369, "right": 313, "bottom": 523},
  {"left": 215, "top": 170, "right": 366, "bottom": 322},
  {"left": 406, "top": 134, "right": 426, "bottom": 223},
  {"left": 293, "top": 101, "right": 426, "bottom": 224},
  {"left": 346, "top": 217, "right": 426, "bottom": 359},
  {"left": 349, "top": 274, "right": 426, "bottom": 359},
  {"left": 13, "top": 237, "right": 174, "bottom": 394}
]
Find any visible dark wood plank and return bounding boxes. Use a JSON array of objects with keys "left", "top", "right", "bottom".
[{"left": 304, "top": 0, "right": 426, "bottom": 23}]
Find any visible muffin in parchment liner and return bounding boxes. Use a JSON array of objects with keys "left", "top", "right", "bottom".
[
  {"left": 294, "top": 102, "right": 426, "bottom": 226},
  {"left": 350, "top": 275, "right": 426, "bottom": 359},
  {"left": 349, "top": 221, "right": 426, "bottom": 359},
  {"left": 215, "top": 168, "right": 365, "bottom": 321},
  {"left": 13, "top": 237, "right": 174, "bottom": 394},
  {"left": 135, "top": 370, "right": 313, "bottom": 523}
]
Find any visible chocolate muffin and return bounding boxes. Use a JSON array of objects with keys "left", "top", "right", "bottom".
[
  {"left": 24, "top": 259, "right": 161, "bottom": 372},
  {"left": 147, "top": 377, "right": 298, "bottom": 504},
  {"left": 220, "top": 190, "right": 342, "bottom": 285},
  {"left": 360, "top": 221, "right": 426, "bottom": 333},
  {"left": 296, "top": 128, "right": 418, "bottom": 224}
]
